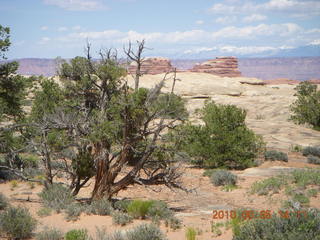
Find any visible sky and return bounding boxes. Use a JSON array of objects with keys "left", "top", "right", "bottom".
[{"left": 1, "top": 0, "right": 320, "bottom": 59}]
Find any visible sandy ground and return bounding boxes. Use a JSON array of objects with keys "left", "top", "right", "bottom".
[{"left": 1, "top": 73, "right": 320, "bottom": 239}]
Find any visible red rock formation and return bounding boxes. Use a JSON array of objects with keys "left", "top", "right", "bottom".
[
  {"left": 128, "top": 57, "right": 173, "bottom": 75},
  {"left": 191, "top": 57, "right": 241, "bottom": 77}
]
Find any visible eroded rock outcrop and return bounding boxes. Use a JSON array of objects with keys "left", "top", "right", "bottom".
[
  {"left": 191, "top": 57, "right": 241, "bottom": 77},
  {"left": 128, "top": 57, "right": 173, "bottom": 75}
]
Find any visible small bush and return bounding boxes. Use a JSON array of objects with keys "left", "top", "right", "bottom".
[
  {"left": 302, "top": 146, "right": 320, "bottom": 157},
  {"left": 210, "top": 170, "right": 237, "bottom": 186},
  {"left": 114, "top": 199, "right": 132, "bottom": 212},
  {"left": 290, "top": 81, "right": 320, "bottom": 131},
  {"left": 0, "top": 206, "right": 37, "bottom": 239},
  {"left": 112, "top": 210, "right": 133, "bottom": 226},
  {"left": 292, "top": 193, "right": 310, "bottom": 206},
  {"left": 146, "top": 200, "right": 173, "bottom": 220},
  {"left": 36, "top": 227, "right": 63, "bottom": 240},
  {"left": 89, "top": 197, "right": 113, "bottom": 216},
  {"left": 127, "top": 200, "right": 155, "bottom": 219},
  {"left": 251, "top": 176, "right": 286, "bottom": 195},
  {"left": 307, "top": 155, "right": 320, "bottom": 164},
  {"left": 65, "top": 229, "right": 88, "bottom": 240},
  {"left": 307, "top": 188, "right": 318, "bottom": 197},
  {"left": 291, "top": 169, "right": 320, "bottom": 188},
  {"left": 233, "top": 209, "right": 320, "bottom": 240},
  {"left": 38, "top": 184, "right": 74, "bottom": 212},
  {"left": 164, "top": 216, "right": 182, "bottom": 230},
  {"left": 264, "top": 150, "right": 288, "bottom": 162},
  {"left": 126, "top": 224, "right": 167, "bottom": 240},
  {"left": 0, "top": 193, "right": 8, "bottom": 210},
  {"left": 185, "top": 227, "right": 196, "bottom": 240},
  {"left": 65, "top": 203, "right": 84, "bottom": 221},
  {"left": 37, "top": 207, "right": 52, "bottom": 217},
  {"left": 95, "top": 227, "right": 125, "bottom": 240}
]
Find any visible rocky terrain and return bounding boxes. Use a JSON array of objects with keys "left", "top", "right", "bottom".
[{"left": 191, "top": 57, "right": 241, "bottom": 77}]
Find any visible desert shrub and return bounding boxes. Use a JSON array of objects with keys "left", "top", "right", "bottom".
[
  {"left": 173, "top": 101, "right": 264, "bottom": 169},
  {"left": 38, "top": 184, "right": 74, "bottom": 212},
  {"left": 185, "top": 227, "right": 196, "bottom": 240},
  {"left": 65, "top": 229, "right": 88, "bottom": 240},
  {"left": 126, "top": 224, "right": 167, "bottom": 240},
  {"left": 291, "top": 169, "right": 320, "bottom": 188},
  {"left": 151, "top": 93, "right": 188, "bottom": 120},
  {"left": 264, "top": 150, "right": 288, "bottom": 162},
  {"left": 127, "top": 200, "right": 155, "bottom": 219},
  {"left": 95, "top": 227, "right": 125, "bottom": 240},
  {"left": 89, "top": 197, "right": 113, "bottom": 216},
  {"left": 307, "top": 188, "right": 318, "bottom": 197},
  {"left": 36, "top": 227, "right": 63, "bottom": 240},
  {"left": 210, "top": 170, "right": 237, "bottom": 186},
  {"left": 0, "top": 193, "right": 8, "bottom": 210},
  {"left": 0, "top": 206, "right": 37, "bottom": 239},
  {"left": 65, "top": 203, "right": 84, "bottom": 221},
  {"left": 146, "top": 200, "right": 173, "bottom": 220},
  {"left": 112, "top": 210, "right": 133, "bottom": 226},
  {"left": 37, "top": 207, "right": 52, "bottom": 217},
  {"left": 251, "top": 176, "right": 286, "bottom": 195},
  {"left": 302, "top": 146, "right": 320, "bottom": 157},
  {"left": 21, "top": 154, "right": 39, "bottom": 168},
  {"left": 114, "top": 199, "right": 132, "bottom": 212},
  {"left": 164, "top": 216, "right": 182, "bottom": 230},
  {"left": 290, "top": 81, "right": 320, "bottom": 131},
  {"left": 307, "top": 155, "right": 320, "bottom": 164},
  {"left": 292, "top": 193, "right": 310, "bottom": 206},
  {"left": 233, "top": 209, "right": 320, "bottom": 240}
]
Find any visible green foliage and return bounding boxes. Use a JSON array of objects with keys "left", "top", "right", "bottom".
[
  {"left": 126, "top": 224, "right": 167, "bottom": 240},
  {"left": 36, "top": 227, "right": 64, "bottom": 240},
  {"left": 71, "top": 149, "right": 95, "bottom": 179},
  {"left": 89, "top": 197, "right": 113, "bottom": 216},
  {"left": 114, "top": 199, "right": 132, "bottom": 212},
  {"left": 94, "top": 227, "right": 125, "bottom": 240},
  {"left": 164, "top": 216, "right": 182, "bottom": 230},
  {"left": 210, "top": 170, "right": 237, "bottom": 186},
  {"left": 126, "top": 200, "right": 155, "bottom": 219},
  {"left": 306, "top": 188, "right": 318, "bottom": 197},
  {"left": 146, "top": 200, "right": 173, "bottom": 220},
  {"left": 251, "top": 176, "right": 287, "bottom": 195},
  {"left": 290, "top": 81, "right": 320, "bottom": 130},
  {"left": 37, "top": 207, "right": 52, "bottom": 217},
  {"left": 0, "top": 25, "right": 10, "bottom": 59},
  {"left": 0, "top": 193, "right": 8, "bottom": 210},
  {"left": 65, "top": 203, "right": 84, "bottom": 221},
  {"left": 291, "top": 169, "right": 320, "bottom": 188},
  {"left": 302, "top": 146, "right": 320, "bottom": 157},
  {"left": 291, "top": 193, "right": 310, "bottom": 206},
  {"left": 232, "top": 209, "right": 320, "bottom": 240},
  {"left": 185, "top": 227, "right": 197, "bottom": 240},
  {"left": 65, "top": 229, "right": 89, "bottom": 240},
  {"left": 21, "top": 153, "right": 40, "bottom": 168},
  {"left": 0, "top": 206, "right": 37, "bottom": 239},
  {"left": 151, "top": 93, "right": 188, "bottom": 119},
  {"left": 38, "top": 184, "right": 74, "bottom": 212},
  {"left": 264, "top": 150, "right": 288, "bottom": 162},
  {"left": 307, "top": 155, "right": 320, "bottom": 164},
  {"left": 112, "top": 210, "right": 133, "bottom": 226},
  {"left": 31, "top": 79, "right": 64, "bottom": 121},
  {"left": 173, "top": 101, "right": 264, "bottom": 169}
]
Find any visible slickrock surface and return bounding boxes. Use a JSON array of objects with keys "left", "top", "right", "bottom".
[
  {"left": 191, "top": 57, "right": 241, "bottom": 77},
  {"left": 128, "top": 57, "right": 173, "bottom": 75},
  {"left": 264, "top": 78, "right": 300, "bottom": 85}
]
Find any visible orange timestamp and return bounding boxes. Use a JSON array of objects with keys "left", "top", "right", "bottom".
[{"left": 212, "top": 209, "right": 307, "bottom": 220}]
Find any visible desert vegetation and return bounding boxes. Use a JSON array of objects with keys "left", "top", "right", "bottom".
[{"left": 1, "top": 24, "right": 320, "bottom": 239}]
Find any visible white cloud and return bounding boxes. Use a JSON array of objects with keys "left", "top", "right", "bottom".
[
  {"left": 38, "top": 37, "right": 51, "bottom": 45},
  {"left": 73, "top": 25, "right": 82, "bottom": 31},
  {"left": 58, "top": 27, "right": 68, "bottom": 32},
  {"left": 212, "top": 23, "right": 302, "bottom": 39},
  {"left": 215, "top": 16, "right": 237, "bottom": 24},
  {"left": 209, "top": 0, "right": 320, "bottom": 17},
  {"left": 243, "top": 14, "right": 267, "bottom": 23},
  {"left": 43, "top": 0, "right": 105, "bottom": 11},
  {"left": 310, "top": 39, "right": 320, "bottom": 45},
  {"left": 41, "top": 26, "right": 48, "bottom": 31},
  {"left": 195, "top": 20, "right": 204, "bottom": 25}
]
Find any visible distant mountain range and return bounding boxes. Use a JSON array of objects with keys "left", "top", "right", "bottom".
[{"left": 3, "top": 56, "right": 320, "bottom": 81}]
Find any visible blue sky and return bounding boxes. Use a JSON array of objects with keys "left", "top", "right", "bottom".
[{"left": 1, "top": 0, "right": 320, "bottom": 59}]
